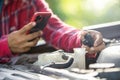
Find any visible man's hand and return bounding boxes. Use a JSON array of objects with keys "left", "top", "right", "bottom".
[
  {"left": 8, "top": 22, "right": 42, "bottom": 53},
  {"left": 81, "top": 30, "right": 105, "bottom": 53}
]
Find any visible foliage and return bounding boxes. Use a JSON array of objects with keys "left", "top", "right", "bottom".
[{"left": 46, "top": 0, "right": 120, "bottom": 28}]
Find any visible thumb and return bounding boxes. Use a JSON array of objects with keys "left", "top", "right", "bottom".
[{"left": 80, "top": 30, "right": 88, "bottom": 40}]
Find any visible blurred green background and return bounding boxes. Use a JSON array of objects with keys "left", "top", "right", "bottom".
[{"left": 46, "top": 0, "right": 120, "bottom": 28}]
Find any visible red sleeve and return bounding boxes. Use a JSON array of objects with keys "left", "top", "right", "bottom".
[
  {"left": 35, "top": 0, "right": 82, "bottom": 52},
  {"left": 0, "top": 36, "right": 12, "bottom": 58}
]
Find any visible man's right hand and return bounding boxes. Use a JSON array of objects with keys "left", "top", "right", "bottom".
[
  {"left": 81, "top": 30, "right": 105, "bottom": 54},
  {"left": 8, "top": 22, "right": 42, "bottom": 54}
]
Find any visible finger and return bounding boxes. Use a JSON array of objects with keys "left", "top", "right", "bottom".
[
  {"left": 14, "top": 47, "right": 31, "bottom": 53},
  {"left": 94, "top": 33, "right": 103, "bottom": 47},
  {"left": 89, "top": 42, "right": 105, "bottom": 53},
  {"left": 24, "top": 38, "right": 39, "bottom": 47},
  {"left": 20, "top": 47, "right": 31, "bottom": 53},
  {"left": 25, "top": 31, "right": 41, "bottom": 41},
  {"left": 88, "top": 47, "right": 96, "bottom": 53},
  {"left": 19, "top": 22, "right": 36, "bottom": 34}
]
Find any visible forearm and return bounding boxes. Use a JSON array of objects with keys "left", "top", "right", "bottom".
[
  {"left": 43, "top": 24, "right": 82, "bottom": 52},
  {"left": 35, "top": 0, "right": 82, "bottom": 52}
]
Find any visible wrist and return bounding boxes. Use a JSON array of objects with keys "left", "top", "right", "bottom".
[{"left": 0, "top": 37, "right": 13, "bottom": 57}]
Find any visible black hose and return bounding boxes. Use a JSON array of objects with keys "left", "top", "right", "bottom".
[{"left": 44, "top": 56, "right": 74, "bottom": 69}]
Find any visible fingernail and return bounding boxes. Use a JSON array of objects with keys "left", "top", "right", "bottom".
[
  {"left": 32, "top": 22, "right": 36, "bottom": 26},
  {"left": 91, "top": 47, "right": 95, "bottom": 52}
]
